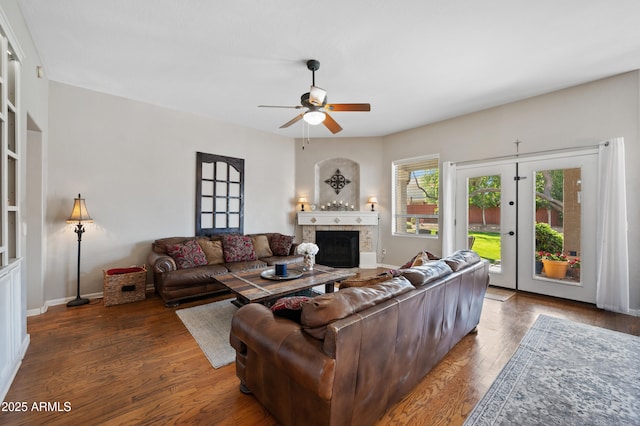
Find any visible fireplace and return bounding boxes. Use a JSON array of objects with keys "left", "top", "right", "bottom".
[{"left": 315, "top": 230, "right": 359, "bottom": 268}]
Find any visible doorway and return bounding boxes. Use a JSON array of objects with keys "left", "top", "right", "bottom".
[{"left": 455, "top": 150, "right": 597, "bottom": 302}]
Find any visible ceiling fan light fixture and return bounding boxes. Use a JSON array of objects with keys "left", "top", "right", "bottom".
[
  {"left": 303, "top": 110, "right": 326, "bottom": 125},
  {"left": 309, "top": 85, "right": 327, "bottom": 106}
]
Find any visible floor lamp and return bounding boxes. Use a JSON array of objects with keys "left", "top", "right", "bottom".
[{"left": 67, "top": 193, "right": 93, "bottom": 307}]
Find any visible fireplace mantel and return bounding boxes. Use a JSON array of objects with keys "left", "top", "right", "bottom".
[{"left": 297, "top": 211, "right": 378, "bottom": 226}]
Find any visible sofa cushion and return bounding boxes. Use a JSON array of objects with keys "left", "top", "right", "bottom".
[
  {"left": 197, "top": 239, "right": 225, "bottom": 264},
  {"left": 270, "top": 234, "right": 294, "bottom": 256},
  {"left": 251, "top": 235, "right": 274, "bottom": 258},
  {"left": 224, "top": 260, "right": 267, "bottom": 272},
  {"left": 443, "top": 249, "right": 481, "bottom": 272},
  {"left": 221, "top": 235, "right": 257, "bottom": 262},
  {"left": 401, "top": 260, "right": 453, "bottom": 287},
  {"left": 165, "top": 239, "right": 208, "bottom": 269},
  {"left": 301, "top": 276, "right": 414, "bottom": 339},
  {"left": 259, "top": 255, "right": 303, "bottom": 266},
  {"left": 339, "top": 272, "right": 393, "bottom": 289}
]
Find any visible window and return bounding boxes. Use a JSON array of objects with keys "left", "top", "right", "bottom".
[
  {"left": 392, "top": 155, "right": 439, "bottom": 236},
  {"left": 196, "top": 152, "right": 244, "bottom": 236}
]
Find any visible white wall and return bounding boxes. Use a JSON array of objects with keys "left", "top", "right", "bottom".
[
  {"left": 45, "top": 82, "right": 296, "bottom": 303},
  {"left": 380, "top": 71, "right": 640, "bottom": 310}
]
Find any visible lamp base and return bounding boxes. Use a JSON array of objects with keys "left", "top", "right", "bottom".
[{"left": 67, "top": 297, "right": 90, "bottom": 307}]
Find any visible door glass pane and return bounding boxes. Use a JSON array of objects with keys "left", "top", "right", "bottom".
[
  {"left": 534, "top": 168, "right": 581, "bottom": 283},
  {"left": 468, "top": 175, "right": 502, "bottom": 272}
]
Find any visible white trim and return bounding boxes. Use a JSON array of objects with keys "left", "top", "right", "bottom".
[
  {"left": 27, "top": 291, "right": 105, "bottom": 316},
  {"left": 0, "top": 8, "right": 25, "bottom": 61},
  {"left": 0, "top": 334, "right": 29, "bottom": 403}
]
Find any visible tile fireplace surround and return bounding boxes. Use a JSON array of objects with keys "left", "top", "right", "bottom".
[{"left": 297, "top": 211, "right": 379, "bottom": 268}]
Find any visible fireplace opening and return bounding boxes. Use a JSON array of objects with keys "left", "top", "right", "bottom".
[{"left": 315, "top": 230, "right": 359, "bottom": 268}]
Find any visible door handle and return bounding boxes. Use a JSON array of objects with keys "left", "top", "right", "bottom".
[{"left": 503, "top": 231, "right": 515, "bottom": 236}]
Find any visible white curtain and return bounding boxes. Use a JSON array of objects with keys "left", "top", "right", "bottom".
[
  {"left": 441, "top": 161, "right": 456, "bottom": 256},
  {"left": 596, "top": 138, "right": 629, "bottom": 313}
]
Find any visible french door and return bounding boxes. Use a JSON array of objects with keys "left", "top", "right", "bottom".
[
  {"left": 517, "top": 153, "right": 597, "bottom": 302},
  {"left": 455, "top": 163, "right": 517, "bottom": 288},
  {"left": 455, "top": 151, "right": 597, "bottom": 302}
]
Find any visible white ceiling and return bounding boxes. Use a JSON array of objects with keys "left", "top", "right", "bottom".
[{"left": 17, "top": 0, "right": 640, "bottom": 138}]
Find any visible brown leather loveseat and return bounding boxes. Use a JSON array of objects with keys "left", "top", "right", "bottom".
[
  {"left": 147, "top": 233, "right": 302, "bottom": 306},
  {"left": 230, "top": 250, "right": 489, "bottom": 425}
]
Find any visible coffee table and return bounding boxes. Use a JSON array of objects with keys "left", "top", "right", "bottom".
[{"left": 215, "top": 264, "right": 355, "bottom": 306}]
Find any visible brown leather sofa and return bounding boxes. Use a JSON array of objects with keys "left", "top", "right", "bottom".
[
  {"left": 147, "top": 233, "right": 302, "bottom": 306},
  {"left": 230, "top": 252, "right": 489, "bottom": 426}
]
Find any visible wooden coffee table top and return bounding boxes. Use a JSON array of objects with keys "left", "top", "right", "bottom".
[{"left": 215, "top": 264, "right": 355, "bottom": 304}]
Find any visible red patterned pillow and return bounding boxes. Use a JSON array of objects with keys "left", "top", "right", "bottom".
[
  {"left": 270, "top": 234, "right": 294, "bottom": 256},
  {"left": 165, "top": 239, "right": 207, "bottom": 269},
  {"left": 221, "top": 235, "right": 257, "bottom": 262},
  {"left": 271, "top": 296, "right": 310, "bottom": 322}
]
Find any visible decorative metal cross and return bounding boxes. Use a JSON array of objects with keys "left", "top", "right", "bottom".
[{"left": 325, "top": 169, "right": 351, "bottom": 194}]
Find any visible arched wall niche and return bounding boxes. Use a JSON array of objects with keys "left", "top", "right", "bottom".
[{"left": 314, "top": 158, "right": 360, "bottom": 209}]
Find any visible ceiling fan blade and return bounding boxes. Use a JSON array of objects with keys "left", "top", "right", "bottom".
[
  {"left": 325, "top": 103, "right": 371, "bottom": 112},
  {"left": 259, "top": 105, "right": 303, "bottom": 109},
  {"left": 322, "top": 113, "right": 343, "bottom": 134},
  {"left": 280, "top": 113, "right": 304, "bottom": 128}
]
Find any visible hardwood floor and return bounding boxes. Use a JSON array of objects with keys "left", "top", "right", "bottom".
[{"left": 3, "top": 275, "right": 639, "bottom": 425}]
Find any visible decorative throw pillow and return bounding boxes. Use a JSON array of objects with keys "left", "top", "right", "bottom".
[
  {"left": 401, "top": 260, "right": 453, "bottom": 286},
  {"left": 197, "top": 239, "right": 224, "bottom": 264},
  {"left": 400, "top": 250, "right": 440, "bottom": 269},
  {"left": 251, "top": 235, "right": 273, "bottom": 258},
  {"left": 443, "top": 249, "right": 481, "bottom": 271},
  {"left": 221, "top": 235, "right": 257, "bottom": 262},
  {"left": 165, "top": 239, "right": 208, "bottom": 269},
  {"left": 271, "top": 296, "right": 310, "bottom": 322},
  {"left": 339, "top": 272, "right": 393, "bottom": 289},
  {"left": 270, "top": 234, "right": 294, "bottom": 256}
]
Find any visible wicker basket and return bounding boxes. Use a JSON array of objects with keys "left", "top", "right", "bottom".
[{"left": 103, "top": 265, "right": 147, "bottom": 306}]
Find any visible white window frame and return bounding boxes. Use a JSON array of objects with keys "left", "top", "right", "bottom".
[{"left": 392, "top": 154, "right": 440, "bottom": 237}]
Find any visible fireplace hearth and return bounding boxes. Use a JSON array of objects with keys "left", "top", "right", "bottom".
[{"left": 315, "top": 231, "right": 359, "bottom": 268}]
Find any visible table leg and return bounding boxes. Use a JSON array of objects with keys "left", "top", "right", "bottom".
[{"left": 325, "top": 282, "right": 335, "bottom": 293}]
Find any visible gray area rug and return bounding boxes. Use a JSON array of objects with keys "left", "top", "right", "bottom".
[
  {"left": 176, "top": 299, "right": 238, "bottom": 369},
  {"left": 465, "top": 314, "right": 640, "bottom": 425}
]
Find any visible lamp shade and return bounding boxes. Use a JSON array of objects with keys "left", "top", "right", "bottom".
[
  {"left": 367, "top": 197, "right": 378, "bottom": 204},
  {"left": 67, "top": 193, "right": 93, "bottom": 223},
  {"left": 298, "top": 197, "right": 308, "bottom": 204},
  {"left": 303, "top": 110, "right": 326, "bottom": 125}
]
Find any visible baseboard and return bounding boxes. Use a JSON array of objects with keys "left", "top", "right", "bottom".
[
  {"left": 27, "top": 283, "right": 156, "bottom": 317},
  {"left": 27, "top": 291, "right": 105, "bottom": 317}
]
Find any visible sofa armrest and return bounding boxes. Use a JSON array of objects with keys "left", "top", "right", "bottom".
[
  {"left": 289, "top": 242, "right": 299, "bottom": 256},
  {"left": 230, "top": 303, "right": 336, "bottom": 400},
  {"left": 147, "top": 250, "right": 177, "bottom": 273}
]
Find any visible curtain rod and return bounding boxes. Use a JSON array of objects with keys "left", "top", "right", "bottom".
[{"left": 450, "top": 141, "right": 607, "bottom": 167}]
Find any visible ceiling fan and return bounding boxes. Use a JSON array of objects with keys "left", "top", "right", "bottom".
[{"left": 258, "top": 59, "right": 371, "bottom": 134}]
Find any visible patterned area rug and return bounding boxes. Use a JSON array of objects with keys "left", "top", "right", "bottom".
[
  {"left": 176, "top": 299, "right": 238, "bottom": 369},
  {"left": 465, "top": 314, "right": 640, "bottom": 425}
]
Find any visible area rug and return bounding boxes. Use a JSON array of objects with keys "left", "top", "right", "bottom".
[
  {"left": 464, "top": 314, "right": 640, "bottom": 425},
  {"left": 484, "top": 286, "right": 515, "bottom": 302},
  {"left": 176, "top": 299, "right": 238, "bottom": 369}
]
